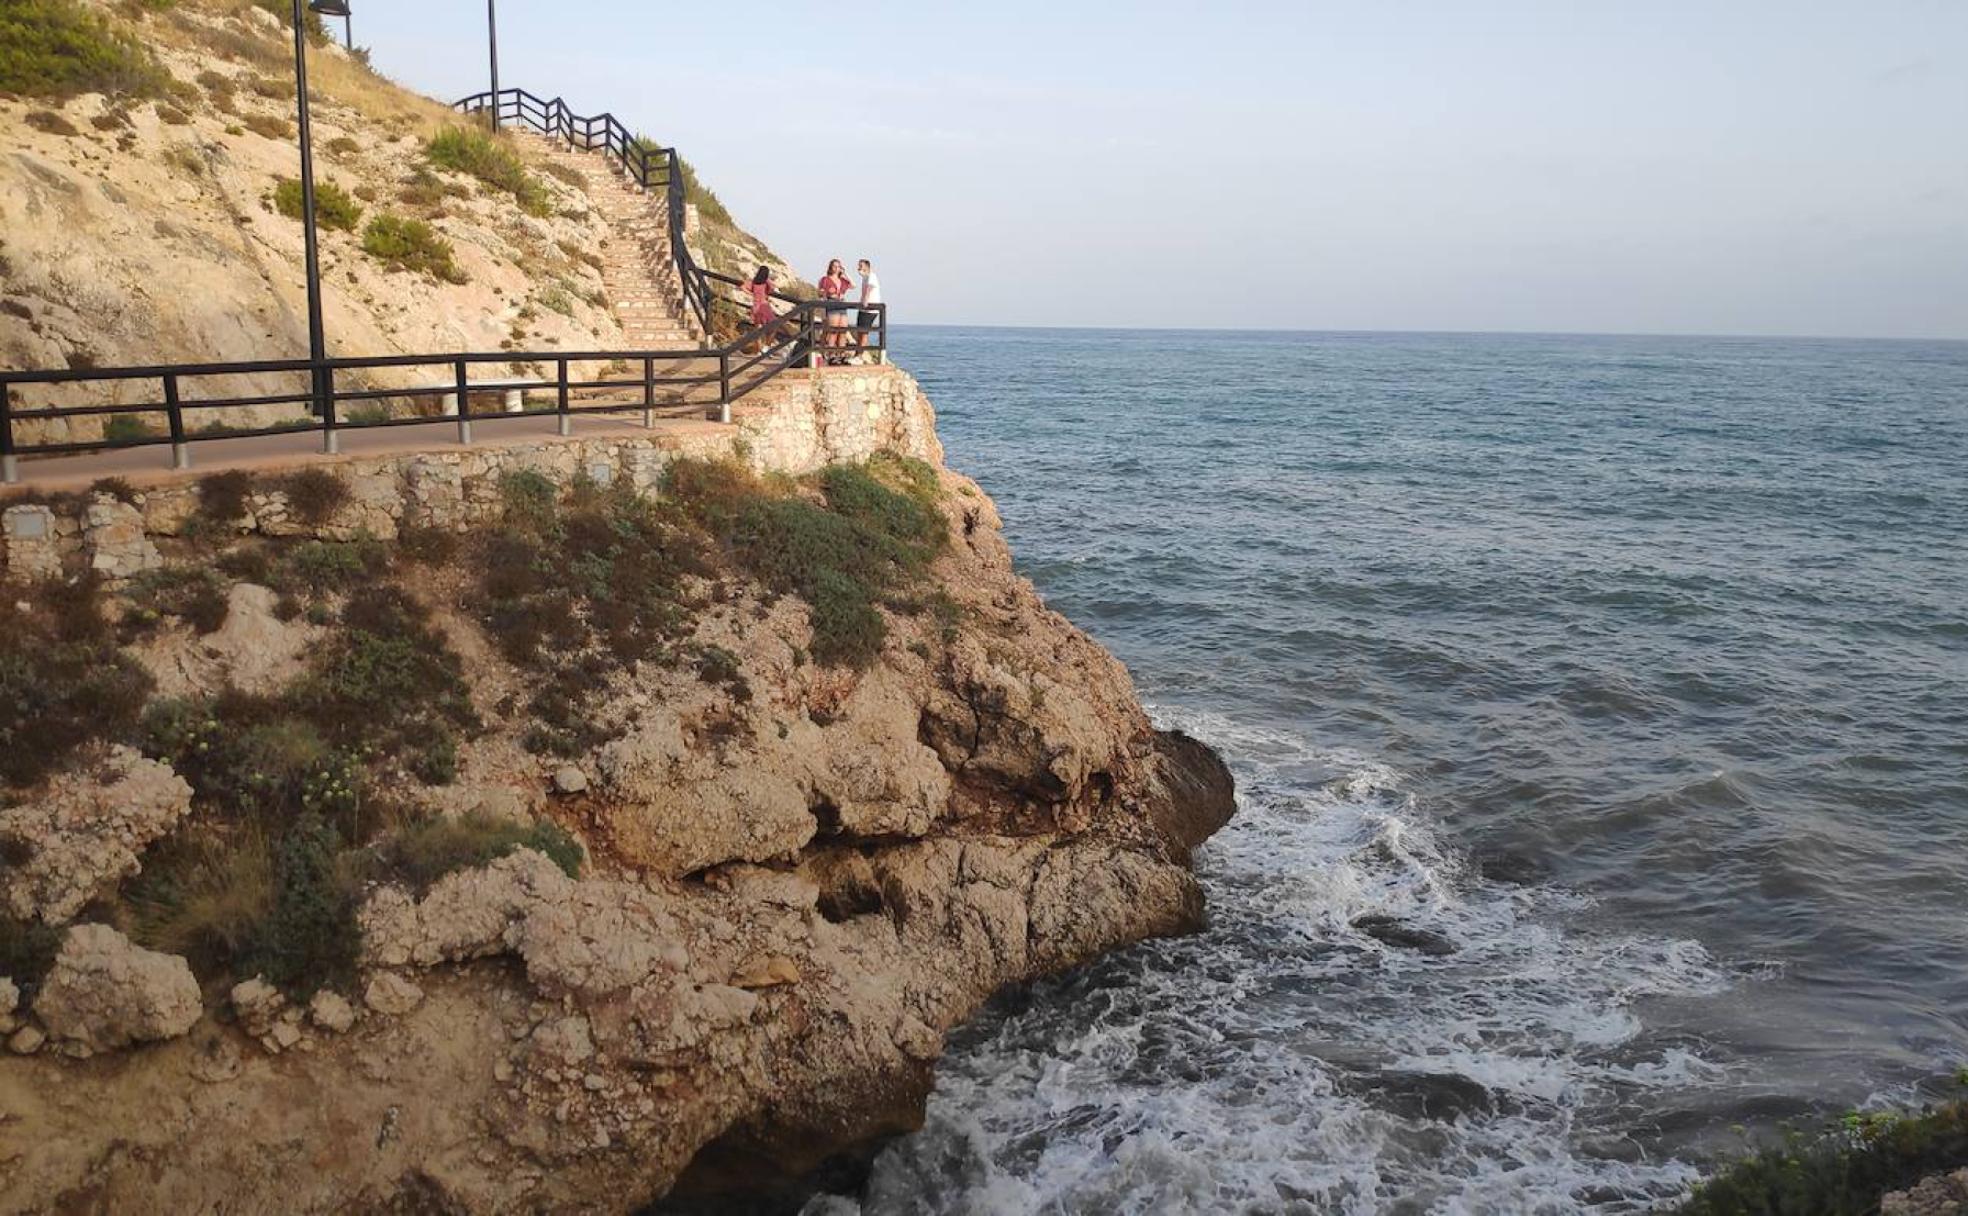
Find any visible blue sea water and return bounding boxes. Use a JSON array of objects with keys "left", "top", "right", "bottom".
[{"left": 831, "top": 329, "right": 1968, "bottom": 1213}]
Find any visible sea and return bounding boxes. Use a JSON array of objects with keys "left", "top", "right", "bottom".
[{"left": 813, "top": 328, "right": 1968, "bottom": 1214}]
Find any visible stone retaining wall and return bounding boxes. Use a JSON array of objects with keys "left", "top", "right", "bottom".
[{"left": 2, "top": 366, "right": 942, "bottom": 578}]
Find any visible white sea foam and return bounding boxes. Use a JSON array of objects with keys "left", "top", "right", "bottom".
[{"left": 818, "top": 705, "right": 1734, "bottom": 1214}]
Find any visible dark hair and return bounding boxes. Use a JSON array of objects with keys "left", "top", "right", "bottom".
[
  {"left": 858, "top": 258, "right": 872, "bottom": 269},
  {"left": 827, "top": 259, "right": 846, "bottom": 278},
  {"left": 752, "top": 265, "right": 771, "bottom": 286}
]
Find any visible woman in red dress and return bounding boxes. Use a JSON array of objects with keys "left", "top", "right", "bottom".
[{"left": 746, "top": 265, "right": 775, "bottom": 352}]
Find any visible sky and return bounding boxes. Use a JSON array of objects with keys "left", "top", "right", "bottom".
[{"left": 353, "top": 1, "right": 1968, "bottom": 338}]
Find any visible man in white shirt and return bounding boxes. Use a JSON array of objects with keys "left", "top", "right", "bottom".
[{"left": 855, "top": 259, "right": 884, "bottom": 357}]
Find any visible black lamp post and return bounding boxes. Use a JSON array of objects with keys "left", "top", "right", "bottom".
[
  {"left": 292, "top": 0, "right": 349, "bottom": 439},
  {"left": 487, "top": 0, "right": 500, "bottom": 129}
]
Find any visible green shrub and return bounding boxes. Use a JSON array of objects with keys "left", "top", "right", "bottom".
[
  {"left": 324, "top": 134, "right": 359, "bottom": 156},
  {"left": 275, "top": 467, "right": 350, "bottom": 527},
  {"left": 373, "top": 812, "right": 582, "bottom": 893},
  {"left": 245, "top": 814, "right": 359, "bottom": 998},
  {"left": 272, "top": 177, "right": 363, "bottom": 232},
  {"left": 666, "top": 459, "right": 948, "bottom": 668},
  {"left": 1678, "top": 1099, "right": 1968, "bottom": 1215},
  {"left": 292, "top": 585, "right": 478, "bottom": 756},
  {"left": 361, "top": 213, "right": 467, "bottom": 283},
  {"left": 0, "top": 0, "right": 171, "bottom": 100},
  {"left": 269, "top": 537, "right": 387, "bottom": 596},
  {"left": 0, "top": 916, "right": 64, "bottom": 1002},
  {"left": 123, "top": 567, "right": 230, "bottom": 635},
  {"left": 424, "top": 125, "right": 549, "bottom": 217},
  {"left": 0, "top": 577, "right": 154, "bottom": 789},
  {"left": 103, "top": 413, "right": 156, "bottom": 443}
]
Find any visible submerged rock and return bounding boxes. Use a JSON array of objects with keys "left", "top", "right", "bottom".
[{"left": 1351, "top": 914, "right": 1459, "bottom": 957}]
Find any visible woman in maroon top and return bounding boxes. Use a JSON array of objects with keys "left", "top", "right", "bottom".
[{"left": 819, "top": 258, "right": 853, "bottom": 358}]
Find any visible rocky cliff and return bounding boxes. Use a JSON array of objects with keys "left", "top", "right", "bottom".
[
  {"left": 0, "top": 5, "right": 1234, "bottom": 1207},
  {"left": 0, "top": 391, "right": 1233, "bottom": 1210}
]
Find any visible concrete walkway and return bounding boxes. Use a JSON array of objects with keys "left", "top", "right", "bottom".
[{"left": 5, "top": 408, "right": 732, "bottom": 493}]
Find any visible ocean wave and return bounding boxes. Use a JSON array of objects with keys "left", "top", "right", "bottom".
[{"left": 821, "top": 705, "right": 1733, "bottom": 1214}]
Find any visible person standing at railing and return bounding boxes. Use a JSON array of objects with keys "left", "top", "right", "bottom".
[
  {"left": 855, "top": 259, "right": 883, "bottom": 357},
  {"left": 819, "top": 259, "right": 854, "bottom": 362}
]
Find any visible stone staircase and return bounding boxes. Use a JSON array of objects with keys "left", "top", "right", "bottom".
[{"left": 527, "top": 135, "right": 701, "bottom": 351}]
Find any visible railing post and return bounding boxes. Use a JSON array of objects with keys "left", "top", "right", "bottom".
[
  {"left": 454, "top": 359, "right": 472, "bottom": 445},
  {"left": 320, "top": 366, "right": 339, "bottom": 454},
  {"left": 0, "top": 377, "right": 16, "bottom": 484},
  {"left": 164, "top": 373, "right": 190, "bottom": 470},
  {"left": 556, "top": 357, "right": 571, "bottom": 437},
  {"left": 642, "top": 356, "right": 655, "bottom": 428},
  {"left": 718, "top": 350, "right": 731, "bottom": 425}
]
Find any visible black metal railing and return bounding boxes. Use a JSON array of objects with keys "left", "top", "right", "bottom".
[
  {"left": 0, "top": 298, "right": 887, "bottom": 480},
  {"left": 454, "top": 87, "right": 715, "bottom": 336},
  {"left": 0, "top": 85, "right": 890, "bottom": 482}
]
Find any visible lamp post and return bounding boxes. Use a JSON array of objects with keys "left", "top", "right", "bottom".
[
  {"left": 487, "top": 0, "right": 500, "bottom": 129},
  {"left": 291, "top": 0, "right": 349, "bottom": 440}
]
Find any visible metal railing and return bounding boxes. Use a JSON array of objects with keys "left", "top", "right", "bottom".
[
  {"left": 0, "top": 86, "right": 890, "bottom": 482},
  {"left": 454, "top": 87, "right": 714, "bottom": 336},
  {"left": 0, "top": 301, "right": 887, "bottom": 481}
]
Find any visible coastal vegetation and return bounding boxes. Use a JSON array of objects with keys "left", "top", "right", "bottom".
[
  {"left": 0, "top": 0, "right": 171, "bottom": 100},
  {"left": 1677, "top": 1093, "right": 1968, "bottom": 1215},
  {"left": 0, "top": 456, "right": 947, "bottom": 1003},
  {"left": 360, "top": 213, "right": 466, "bottom": 283},
  {"left": 272, "top": 176, "right": 364, "bottom": 231},
  {"left": 425, "top": 124, "right": 551, "bottom": 218}
]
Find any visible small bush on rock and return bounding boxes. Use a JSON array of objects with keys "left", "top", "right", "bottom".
[
  {"left": 0, "top": 576, "right": 154, "bottom": 789},
  {"left": 272, "top": 177, "right": 363, "bottom": 232},
  {"left": 195, "top": 469, "right": 253, "bottom": 523},
  {"left": 123, "top": 567, "right": 230, "bottom": 636},
  {"left": 1677, "top": 1098, "right": 1968, "bottom": 1216},
  {"left": 0, "top": 915, "right": 64, "bottom": 1000},
  {"left": 425, "top": 125, "right": 550, "bottom": 217},
  {"left": 666, "top": 458, "right": 948, "bottom": 668},
  {"left": 242, "top": 113, "right": 295, "bottom": 141},
  {"left": 275, "top": 467, "right": 350, "bottom": 527},
  {"left": 373, "top": 812, "right": 583, "bottom": 893},
  {"left": 362, "top": 213, "right": 467, "bottom": 283}
]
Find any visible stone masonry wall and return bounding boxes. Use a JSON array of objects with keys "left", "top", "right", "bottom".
[{"left": 2, "top": 367, "right": 942, "bottom": 578}]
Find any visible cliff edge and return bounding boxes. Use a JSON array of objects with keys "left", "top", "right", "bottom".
[{"left": 0, "top": 383, "right": 1234, "bottom": 1210}]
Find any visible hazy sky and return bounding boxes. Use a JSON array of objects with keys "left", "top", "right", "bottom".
[{"left": 354, "top": 1, "right": 1967, "bottom": 338}]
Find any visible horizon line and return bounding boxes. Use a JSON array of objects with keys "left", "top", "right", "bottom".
[{"left": 887, "top": 322, "right": 1968, "bottom": 344}]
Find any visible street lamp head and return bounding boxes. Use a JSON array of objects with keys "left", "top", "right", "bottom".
[{"left": 308, "top": 0, "right": 350, "bottom": 15}]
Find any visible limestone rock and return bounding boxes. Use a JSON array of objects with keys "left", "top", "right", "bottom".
[
  {"left": 1883, "top": 1169, "right": 1968, "bottom": 1216},
  {"left": 32, "top": 924, "right": 202, "bottom": 1053},
  {"left": 133, "top": 582, "right": 320, "bottom": 699},
  {"left": 363, "top": 973, "right": 424, "bottom": 1017},
  {"left": 308, "top": 992, "right": 357, "bottom": 1034},
  {"left": 229, "top": 978, "right": 284, "bottom": 1038},
  {"left": 730, "top": 956, "right": 801, "bottom": 990},
  {"left": 0, "top": 977, "right": 18, "bottom": 1035},
  {"left": 9, "top": 1024, "right": 46, "bottom": 1055},
  {"left": 552, "top": 766, "right": 589, "bottom": 795},
  {"left": 0, "top": 747, "right": 194, "bottom": 924},
  {"left": 82, "top": 499, "right": 162, "bottom": 581}
]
